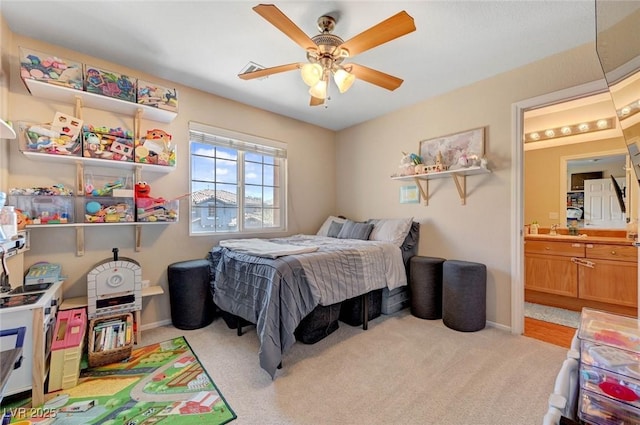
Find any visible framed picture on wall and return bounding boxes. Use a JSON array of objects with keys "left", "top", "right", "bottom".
[
  {"left": 400, "top": 185, "right": 420, "bottom": 204},
  {"left": 419, "top": 127, "right": 485, "bottom": 169}
]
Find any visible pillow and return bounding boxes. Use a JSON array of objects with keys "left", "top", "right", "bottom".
[
  {"left": 327, "top": 221, "right": 344, "bottom": 238},
  {"left": 368, "top": 217, "right": 414, "bottom": 247},
  {"left": 337, "top": 220, "right": 374, "bottom": 240},
  {"left": 316, "top": 215, "right": 347, "bottom": 236}
]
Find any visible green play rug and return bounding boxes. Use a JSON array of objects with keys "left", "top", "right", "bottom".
[{"left": 7, "top": 336, "right": 236, "bottom": 425}]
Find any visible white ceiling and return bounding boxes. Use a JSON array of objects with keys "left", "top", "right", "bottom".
[{"left": 1, "top": 1, "right": 598, "bottom": 131}]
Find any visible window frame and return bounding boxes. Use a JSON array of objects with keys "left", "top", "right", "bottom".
[{"left": 188, "top": 122, "right": 287, "bottom": 236}]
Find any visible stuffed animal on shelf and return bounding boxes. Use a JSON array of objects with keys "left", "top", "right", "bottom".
[
  {"left": 135, "top": 182, "right": 165, "bottom": 209},
  {"left": 15, "top": 208, "right": 32, "bottom": 229}
]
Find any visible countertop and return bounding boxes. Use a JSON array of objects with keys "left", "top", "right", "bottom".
[
  {"left": 0, "top": 281, "right": 63, "bottom": 313},
  {"left": 525, "top": 233, "right": 637, "bottom": 246}
]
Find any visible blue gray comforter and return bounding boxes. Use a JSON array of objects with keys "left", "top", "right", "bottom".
[{"left": 207, "top": 235, "right": 407, "bottom": 379}]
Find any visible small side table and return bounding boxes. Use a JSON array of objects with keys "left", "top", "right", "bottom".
[{"left": 409, "top": 256, "right": 446, "bottom": 319}]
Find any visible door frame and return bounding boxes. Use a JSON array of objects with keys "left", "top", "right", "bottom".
[{"left": 510, "top": 79, "right": 610, "bottom": 334}]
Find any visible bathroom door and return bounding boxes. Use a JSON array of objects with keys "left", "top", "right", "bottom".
[{"left": 583, "top": 177, "right": 626, "bottom": 228}]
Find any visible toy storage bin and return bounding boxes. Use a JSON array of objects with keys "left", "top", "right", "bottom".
[
  {"left": 19, "top": 47, "right": 83, "bottom": 90},
  {"left": 137, "top": 79, "right": 178, "bottom": 112},
  {"left": 136, "top": 199, "right": 179, "bottom": 222},
  {"left": 49, "top": 309, "right": 86, "bottom": 391},
  {"left": 577, "top": 308, "right": 640, "bottom": 422},
  {"left": 580, "top": 339, "right": 640, "bottom": 375},
  {"left": 17, "top": 121, "right": 82, "bottom": 156},
  {"left": 135, "top": 129, "right": 176, "bottom": 166},
  {"left": 84, "top": 172, "right": 134, "bottom": 198},
  {"left": 84, "top": 65, "right": 136, "bottom": 103},
  {"left": 580, "top": 362, "right": 640, "bottom": 408},
  {"left": 578, "top": 388, "right": 640, "bottom": 424},
  {"left": 82, "top": 125, "right": 135, "bottom": 162},
  {"left": 578, "top": 308, "right": 640, "bottom": 351},
  {"left": 8, "top": 194, "right": 74, "bottom": 224},
  {"left": 88, "top": 313, "right": 133, "bottom": 368},
  {"left": 84, "top": 198, "right": 135, "bottom": 223}
]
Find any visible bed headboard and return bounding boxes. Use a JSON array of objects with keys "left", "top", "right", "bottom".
[{"left": 400, "top": 221, "right": 420, "bottom": 267}]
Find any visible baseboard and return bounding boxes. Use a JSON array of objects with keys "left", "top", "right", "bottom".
[
  {"left": 486, "top": 320, "right": 511, "bottom": 332},
  {"left": 141, "top": 318, "right": 172, "bottom": 331}
]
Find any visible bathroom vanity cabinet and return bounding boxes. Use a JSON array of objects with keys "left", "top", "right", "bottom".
[
  {"left": 525, "top": 239, "right": 581, "bottom": 297},
  {"left": 525, "top": 235, "right": 638, "bottom": 316}
]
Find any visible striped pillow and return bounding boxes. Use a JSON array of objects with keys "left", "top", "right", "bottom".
[{"left": 337, "top": 220, "right": 374, "bottom": 240}]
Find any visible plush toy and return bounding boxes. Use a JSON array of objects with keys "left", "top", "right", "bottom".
[
  {"left": 15, "top": 208, "right": 32, "bottom": 229},
  {"left": 135, "top": 182, "right": 164, "bottom": 209}
]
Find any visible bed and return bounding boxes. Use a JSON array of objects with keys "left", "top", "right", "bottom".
[{"left": 207, "top": 217, "right": 419, "bottom": 378}]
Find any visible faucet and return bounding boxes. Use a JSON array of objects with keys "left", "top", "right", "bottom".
[{"left": 549, "top": 224, "right": 558, "bottom": 236}]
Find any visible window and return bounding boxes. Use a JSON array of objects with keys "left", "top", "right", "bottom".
[{"left": 189, "top": 122, "right": 287, "bottom": 235}]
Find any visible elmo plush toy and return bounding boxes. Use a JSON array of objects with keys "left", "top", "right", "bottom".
[{"left": 135, "top": 182, "right": 164, "bottom": 209}]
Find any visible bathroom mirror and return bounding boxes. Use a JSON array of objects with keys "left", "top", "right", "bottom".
[{"left": 595, "top": 1, "right": 640, "bottom": 185}]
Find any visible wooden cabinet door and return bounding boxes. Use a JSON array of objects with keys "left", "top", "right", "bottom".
[
  {"left": 578, "top": 258, "right": 638, "bottom": 308},
  {"left": 525, "top": 253, "right": 578, "bottom": 297}
]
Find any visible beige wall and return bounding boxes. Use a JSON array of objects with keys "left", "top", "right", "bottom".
[
  {"left": 4, "top": 32, "right": 336, "bottom": 329},
  {"left": 1, "top": 14, "right": 13, "bottom": 188},
  {"left": 335, "top": 43, "right": 605, "bottom": 327}
]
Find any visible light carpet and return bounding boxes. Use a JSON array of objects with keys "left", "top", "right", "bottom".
[{"left": 142, "top": 309, "right": 566, "bottom": 425}]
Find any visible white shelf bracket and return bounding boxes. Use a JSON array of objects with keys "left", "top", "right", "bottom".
[
  {"left": 451, "top": 174, "right": 467, "bottom": 205},
  {"left": 76, "top": 227, "right": 85, "bottom": 256}
]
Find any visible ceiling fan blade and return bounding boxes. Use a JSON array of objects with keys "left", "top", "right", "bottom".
[
  {"left": 338, "top": 11, "right": 416, "bottom": 57},
  {"left": 310, "top": 96, "right": 324, "bottom": 106},
  {"left": 238, "top": 63, "right": 301, "bottom": 80},
  {"left": 348, "top": 63, "right": 404, "bottom": 91},
  {"left": 253, "top": 4, "right": 317, "bottom": 51}
]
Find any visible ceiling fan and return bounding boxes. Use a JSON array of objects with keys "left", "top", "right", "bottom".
[{"left": 238, "top": 4, "right": 416, "bottom": 106}]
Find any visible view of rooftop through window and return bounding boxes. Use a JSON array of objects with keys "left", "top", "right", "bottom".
[{"left": 189, "top": 124, "right": 287, "bottom": 234}]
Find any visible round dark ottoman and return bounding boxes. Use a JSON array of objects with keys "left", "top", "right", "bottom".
[
  {"left": 168, "top": 259, "right": 216, "bottom": 330},
  {"left": 442, "top": 260, "right": 486, "bottom": 332},
  {"left": 409, "top": 256, "right": 446, "bottom": 319}
]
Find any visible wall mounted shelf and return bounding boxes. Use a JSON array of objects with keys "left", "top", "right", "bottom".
[
  {"left": 21, "top": 151, "right": 175, "bottom": 174},
  {"left": 26, "top": 222, "right": 175, "bottom": 256},
  {"left": 18, "top": 79, "right": 179, "bottom": 258},
  {"left": 1, "top": 119, "right": 16, "bottom": 139},
  {"left": 23, "top": 79, "right": 177, "bottom": 123},
  {"left": 391, "top": 166, "right": 491, "bottom": 205}
]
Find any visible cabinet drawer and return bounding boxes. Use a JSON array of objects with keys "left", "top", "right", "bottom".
[
  {"left": 585, "top": 244, "right": 638, "bottom": 262},
  {"left": 525, "top": 240, "right": 585, "bottom": 257}
]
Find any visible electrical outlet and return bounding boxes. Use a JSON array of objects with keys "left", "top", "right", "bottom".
[
  {"left": 549, "top": 212, "right": 559, "bottom": 219},
  {"left": 142, "top": 279, "right": 150, "bottom": 288}
]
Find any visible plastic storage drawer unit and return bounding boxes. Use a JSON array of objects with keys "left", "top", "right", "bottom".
[{"left": 578, "top": 308, "right": 640, "bottom": 423}]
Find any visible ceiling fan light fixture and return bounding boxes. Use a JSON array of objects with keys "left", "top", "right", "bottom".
[
  {"left": 333, "top": 68, "right": 355, "bottom": 93},
  {"left": 309, "top": 78, "right": 328, "bottom": 99},
  {"left": 301, "top": 63, "right": 323, "bottom": 87}
]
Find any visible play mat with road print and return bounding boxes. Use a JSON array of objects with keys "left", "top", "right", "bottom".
[{"left": 11, "top": 336, "right": 236, "bottom": 425}]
